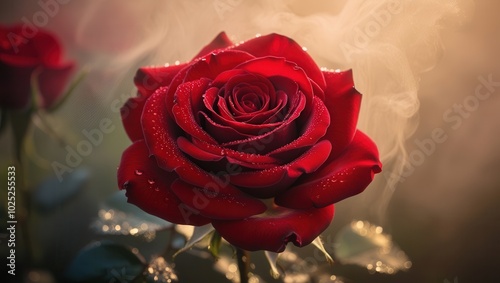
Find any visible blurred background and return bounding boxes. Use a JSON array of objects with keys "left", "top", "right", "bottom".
[{"left": 1, "top": 0, "right": 499, "bottom": 282}]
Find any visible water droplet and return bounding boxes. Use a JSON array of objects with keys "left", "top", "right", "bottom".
[
  {"left": 148, "top": 179, "right": 155, "bottom": 185},
  {"left": 154, "top": 187, "right": 160, "bottom": 192},
  {"left": 135, "top": 170, "right": 143, "bottom": 176}
]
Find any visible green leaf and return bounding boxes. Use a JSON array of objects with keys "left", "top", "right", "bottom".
[
  {"left": 46, "top": 68, "right": 88, "bottom": 112},
  {"left": 334, "top": 220, "right": 412, "bottom": 274},
  {"left": 64, "top": 241, "right": 146, "bottom": 283},
  {"left": 33, "top": 167, "right": 90, "bottom": 212},
  {"left": 208, "top": 231, "right": 222, "bottom": 259}
]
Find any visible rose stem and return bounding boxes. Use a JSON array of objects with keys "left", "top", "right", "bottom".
[{"left": 236, "top": 248, "right": 250, "bottom": 283}]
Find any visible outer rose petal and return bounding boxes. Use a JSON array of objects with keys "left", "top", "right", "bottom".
[
  {"left": 212, "top": 204, "right": 334, "bottom": 252},
  {"left": 232, "top": 33, "right": 326, "bottom": 90},
  {"left": 1, "top": 24, "right": 61, "bottom": 66},
  {"left": 38, "top": 63, "right": 75, "bottom": 109},
  {"left": 193, "top": 32, "right": 233, "bottom": 59},
  {"left": 121, "top": 96, "right": 148, "bottom": 141},
  {"left": 322, "top": 70, "right": 362, "bottom": 158},
  {"left": 134, "top": 63, "right": 187, "bottom": 97},
  {"left": 275, "top": 131, "right": 382, "bottom": 209},
  {"left": 117, "top": 140, "right": 210, "bottom": 225}
]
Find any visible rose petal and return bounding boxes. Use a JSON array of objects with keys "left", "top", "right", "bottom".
[
  {"left": 0, "top": 25, "right": 63, "bottom": 66},
  {"left": 267, "top": 96, "right": 330, "bottom": 160},
  {"left": 236, "top": 57, "right": 314, "bottom": 104},
  {"left": 183, "top": 51, "right": 255, "bottom": 83},
  {"left": 233, "top": 33, "right": 326, "bottom": 90},
  {"left": 165, "top": 50, "right": 255, "bottom": 119},
  {"left": 33, "top": 30, "right": 65, "bottom": 67},
  {"left": 322, "top": 70, "right": 362, "bottom": 158},
  {"left": 134, "top": 63, "right": 187, "bottom": 97},
  {"left": 142, "top": 87, "right": 252, "bottom": 196},
  {"left": 121, "top": 96, "right": 147, "bottom": 141},
  {"left": 170, "top": 179, "right": 266, "bottom": 220},
  {"left": 38, "top": 63, "right": 75, "bottom": 109},
  {"left": 117, "top": 140, "right": 210, "bottom": 225},
  {"left": 275, "top": 131, "right": 382, "bottom": 209},
  {"left": 220, "top": 90, "right": 306, "bottom": 153},
  {"left": 212, "top": 204, "right": 334, "bottom": 252},
  {"left": 193, "top": 31, "right": 234, "bottom": 59},
  {"left": 177, "top": 137, "right": 223, "bottom": 162},
  {"left": 230, "top": 140, "right": 332, "bottom": 198},
  {"left": 181, "top": 136, "right": 281, "bottom": 170},
  {"left": 171, "top": 78, "right": 218, "bottom": 144}
]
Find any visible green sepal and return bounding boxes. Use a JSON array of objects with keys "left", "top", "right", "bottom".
[{"left": 208, "top": 230, "right": 222, "bottom": 259}]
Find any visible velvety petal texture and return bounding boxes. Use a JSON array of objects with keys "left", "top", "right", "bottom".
[
  {"left": 213, "top": 204, "right": 334, "bottom": 252},
  {"left": 0, "top": 24, "right": 74, "bottom": 110},
  {"left": 117, "top": 140, "right": 210, "bottom": 225},
  {"left": 118, "top": 32, "right": 382, "bottom": 252}
]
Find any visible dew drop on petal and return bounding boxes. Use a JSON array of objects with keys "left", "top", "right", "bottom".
[
  {"left": 148, "top": 179, "right": 155, "bottom": 185},
  {"left": 135, "top": 170, "right": 143, "bottom": 176}
]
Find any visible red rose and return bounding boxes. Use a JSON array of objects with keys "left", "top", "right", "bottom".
[
  {"left": 118, "top": 32, "right": 381, "bottom": 252},
  {"left": 0, "top": 24, "right": 74, "bottom": 110}
]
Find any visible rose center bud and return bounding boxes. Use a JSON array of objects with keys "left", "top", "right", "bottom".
[
  {"left": 197, "top": 71, "right": 301, "bottom": 156},
  {"left": 230, "top": 84, "right": 268, "bottom": 114}
]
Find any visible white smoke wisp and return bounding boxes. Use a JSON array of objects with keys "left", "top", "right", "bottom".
[{"left": 246, "top": 0, "right": 473, "bottom": 214}]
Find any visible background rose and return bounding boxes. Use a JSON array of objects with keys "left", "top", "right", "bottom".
[
  {"left": 0, "top": 24, "right": 74, "bottom": 110},
  {"left": 118, "top": 32, "right": 381, "bottom": 252}
]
